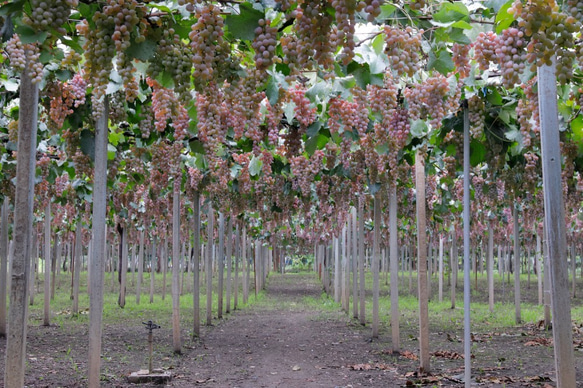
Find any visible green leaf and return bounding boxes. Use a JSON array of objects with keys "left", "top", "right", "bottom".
[
  {"left": 470, "top": 140, "right": 486, "bottom": 166},
  {"left": 486, "top": 88, "right": 503, "bottom": 105},
  {"left": 127, "top": 39, "right": 157, "bottom": 61},
  {"left": 225, "top": 3, "right": 265, "bottom": 41},
  {"left": 448, "top": 28, "right": 471, "bottom": 44},
  {"left": 107, "top": 144, "right": 117, "bottom": 160},
  {"left": 79, "top": 129, "right": 95, "bottom": 162},
  {"left": 451, "top": 20, "right": 472, "bottom": 29},
  {"left": 249, "top": 154, "right": 263, "bottom": 176},
  {"left": 156, "top": 71, "right": 175, "bottom": 89},
  {"left": 570, "top": 115, "right": 583, "bottom": 152},
  {"left": 15, "top": 25, "right": 47, "bottom": 44},
  {"left": 305, "top": 134, "right": 328, "bottom": 156},
  {"left": 378, "top": 4, "right": 396, "bottom": 18},
  {"left": 410, "top": 119, "right": 428, "bottom": 138},
  {"left": 433, "top": 2, "right": 469, "bottom": 23},
  {"left": 495, "top": 0, "right": 515, "bottom": 34},
  {"left": 428, "top": 49, "right": 455, "bottom": 75},
  {"left": 307, "top": 121, "right": 322, "bottom": 138}
]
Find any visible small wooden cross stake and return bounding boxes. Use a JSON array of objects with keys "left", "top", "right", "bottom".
[{"left": 142, "top": 320, "right": 161, "bottom": 374}]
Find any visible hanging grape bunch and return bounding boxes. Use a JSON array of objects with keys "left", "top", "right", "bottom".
[
  {"left": 294, "top": 0, "right": 335, "bottom": 70},
  {"left": 252, "top": 19, "right": 278, "bottom": 72},
  {"left": 22, "top": 0, "right": 78, "bottom": 34},
  {"left": 509, "top": 0, "right": 577, "bottom": 83},
  {"left": 383, "top": 26, "right": 423, "bottom": 77},
  {"left": 331, "top": 0, "right": 359, "bottom": 64},
  {"left": 4, "top": 34, "right": 43, "bottom": 83},
  {"left": 149, "top": 28, "right": 193, "bottom": 104},
  {"left": 189, "top": 4, "right": 230, "bottom": 87},
  {"left": 494, "top": 27, "right": 527, "bottom": 88}
]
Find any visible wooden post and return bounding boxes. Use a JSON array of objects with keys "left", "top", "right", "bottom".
[
  {"left": 206, "top": 206, "right": 214, "bottom": 326},
  {"left": 87, "top": 96, "right": 108, "bottom": 388},
  {"left": 0, "top": 200, "right": 9, "bottom": 336},
  {"left": 372, "top": 193, "right": 380, "bottom": 338},
  {"left": 415, "top": 149, "right": 430, "bottom": 373},
  {"left": 192, "top": 191, "right": 201, "bottom": 338},
  {"left": 43, "top": 201, "right": 51, "bottom": 326},
  {"left": 513, "top": 203, "right": 521, "bottom": 324},
  {"left": 389, "top": 183, "right": 400, "bottom": 352},
  {"left": 136, "top": 230, "right": 145, "bottom": 304},
  {"left": 463, "top": 102, "right": 471, "bottom": 386},
  {"left": 217, "top": 213, "right": 225, "bottom": 319},
  {"left": 226, "top": 216, "right": 233, "bottom": 313},
  {"left": 538, "top": 60, "right": 576, "bottom": 387},
  {"left": 358, "top": 200, "right": 365, "bottom": 325},
  {"left": 171, "top": 179, "right": 181, "bottom": 353},
  {"left": 351, "top": 207, "right": 358, "bottom": 319},
  {"left": 488, "top": 222, "right": 494, "bottom": 313}
]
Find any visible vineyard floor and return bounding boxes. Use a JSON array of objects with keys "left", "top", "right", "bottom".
[{"left": 1, "top": 271, "right": 583, "bottom": 387}]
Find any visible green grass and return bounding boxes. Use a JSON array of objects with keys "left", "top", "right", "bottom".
[{"left": 25, "top": 269, "right": 261, "bottom": 331}]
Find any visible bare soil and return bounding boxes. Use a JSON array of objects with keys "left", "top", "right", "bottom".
[{"left": 1, "top": 272, "right": 582, "bottom": 387}]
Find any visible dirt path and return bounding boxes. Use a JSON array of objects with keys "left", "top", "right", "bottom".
[{"left": 171, "top": 273, "right": 400, "bottom": 387}]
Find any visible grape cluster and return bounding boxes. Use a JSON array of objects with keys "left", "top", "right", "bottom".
[
  {"left": 362, "top": 0, "right": 382, "bottom": 22},
  {"left": 232, "top": 153, "right": 252, "bottom": 194},
  {"left": 61, "top": 49, "right": 82, "bottom": 69},
  {"left": 510, "top": 0, "right": 576, "bottom": 84},
  {"left": 468, "top": 95, "right": 484, "bottom": 140},
  {"left": 367, "top": 73, "right": 398, "bottom": 124},
  {"left": 290, "top": 85, "right": 317, "bottom": 127},
  {"left": 294, "top": 1, "right": 335, "bottom": 70},
  {"left": 331, "top": 0, "right": 358, "bottom": 64},
  {"left": 189, "top": 4, "right": 229, "bottom": 85},
  {"left": 281, "top": 34, "right": 312, "bottom": 79},
  {"left": 253, "top": 19, "right": 278, "bottom": 72},
  {"left": 408, "top": 0, "right": 426, "bottom": 11},
  {"left": 387, "top": 107, "right": 410, "bottom": 178},
  {"left": 473, "top": 31, "right": 497, "bottom": 71},
  {"left": 516, "top": 78, "right": 539, "bottom": 149},
  {"left": 523, "top": 151, "right": 539, "bottom": 195},
  {"left": 494, "top": 27, "right": 527, "bottom": 88},
  {"left": 5, "top": 34, "right": 43, "bottom": 83},
  {"left": 404, "top": 75, "right": 451, "bottom": 130},
  {"left": 147, "top": 78, "right": 189, "bottom": 141},
  {"left": 196, "top": 84, "right": 228, "bottom": 152},
  {"left": 149, "top": 28, "right": 193, "bottom": 104},
  {"left": 22, "top": 0, "right": 78, "bottom": 34},
  {"left": 77, "top": 0, "right": 145, "bottom": 110},
  {"left": 8, "top": 120, "right": 19, "bottom": 143},
  {"left": 452, "top": 43, "right": 471, "bottom": 78},
  {"left": 383, "top": 26, "right": 423, "bottom": 77},
  {"left": 225, "top": 75, "right": 265, "bottom": 145}
]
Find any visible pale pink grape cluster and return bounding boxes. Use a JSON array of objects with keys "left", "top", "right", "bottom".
[
  {"left": 189, "top": 4, "right": 227, "bottom": 83},
  {"left": 383, "top": 26, "right": 423, "bottom": 77},
  {"left": 252, "top": 19, "right": 278, "bottom": 71},
  {"left": 331, "top": 0, "right": 359, "bottom": 64},
  {"left": 494, "top": 27, "right": 527, "bottom": 88},
  {"left": 290, "top": 85, "right": 317, "bottom": 127},
  {"left": 473, "top": 31, "right": 497, "bottom": 71},
  {"left": 452, "top": 43, "right": 471, "bottom": 78},
  {"left": 468, "top": 95, "right": 484, "bottom": 140},
  {"left": 23, "top": 0, "right": 78, "bottom": 34},
  {"left": 404, "top": 75, "right": 451, "bottom": 130},
  {"left": 232, "top": 153, "right": 252, "bottom": 194}
]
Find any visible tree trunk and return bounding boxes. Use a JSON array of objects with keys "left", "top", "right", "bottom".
[
  {"left": 538, "top": 61, "right": 576, "bottom": 387},
  {"left": 171, "top": 179, "right": 181, "bottom": 353},
  {"left": 87, "top": 97, "right": 108, "bottom": 388},
  {"left": 0, "top": 199, "right": 9, "bottom": 337},
  {"left": 192, "top": 191, "right": 201, "bottom": 338},
  {"left": 415, "top": 150, "right": 430, "bottom": 374},
  {"left": 206, "top": 205, "right": 214, "bottom": 326},
  {"left": 389, "top": 183, "right": 400, "bottom": 352},
  {"left": 43, "top": 201, "right": 51, "bottom": 326}
]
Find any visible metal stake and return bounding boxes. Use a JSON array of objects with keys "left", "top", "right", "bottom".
[{"left": 143, "top": 320, "right": 160, "bottom": 374}]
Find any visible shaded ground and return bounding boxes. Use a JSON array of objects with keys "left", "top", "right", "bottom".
[{"left": 0, "top": 272, "right": 582, "bottom": 387}]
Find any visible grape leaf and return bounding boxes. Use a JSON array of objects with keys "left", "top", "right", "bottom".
[
  {"left": 15, "top": 25, "right": 47, "bottom": 44},
  {"left": 495, "top": 0, "right": 515, "bottom": 34},
  {"left": 80, "top": 129, "right": 95, "bottom": 162},
  {"left": 225, "top": 3, "right": 264, "bottom": 41},
  {"left": 249, "top": 155, "right": 263, "bottom": 176},
  {"left": 126, "top": 39, "right": 157, "bottom": 62},
  {"left": 428, "top": 49, "right": 455, "bottom": 75},
  {"left": 470, "top": 140, "right": 486, "bottom": 167},
  {"left": 432, "top": 2, "right": 469, "bottom": 23}
]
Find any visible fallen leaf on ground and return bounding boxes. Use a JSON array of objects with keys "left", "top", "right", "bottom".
[
  {"left": 292, "top": 365, "right": 301, "bottom": 371},
  {"left": 399, "top": 350, "right": 418, "bottom": 360},
  {"left": 432, "top": 350, "right": 465, "bottom": 360}
]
